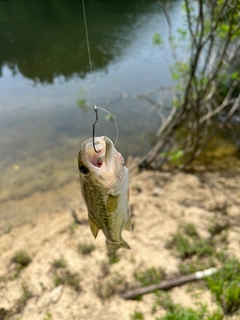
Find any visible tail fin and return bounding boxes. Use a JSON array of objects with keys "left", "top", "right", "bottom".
[{"left": 106, "top": 238, "right": 131, "bottom": 253}]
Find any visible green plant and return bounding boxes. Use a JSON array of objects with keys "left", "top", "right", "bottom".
[
  {"left": 152, "top": 33, "right": 163, "bottom": 46},
  {"left": 94, "top": 272, "right": 128, "bottom": 301},
  {"left": 178, "top": 259, "right": 215, "bottom": 275},
  {"left": 208, "top": 221, "right": 229, "bottom": 237},
  {"left": 206, "top": 259, "right": 240, "bottom": 314},
  {"left": 15, "top": 282, "right": 33, "bottom": 314},
  {"left": 130, "top": 310, "right": 145, "bottom": 320},
  {"left": 78, "top": 242, "right": 96, "bottom": 255},
  {"left": 155, "top": 304, "right": 223, "bottom": 320},
  {"left": 53, "top": 270, "right": 81, "bottom": 292},
  {"left": 0, "top": 308, "right": 9, "bottom": 319},
  {"left": 108, "top": 252, "right": 120, "bottom": 264},
  {"left": 184, "top": 223, "right": 198, "bottom": 238},
  {"left": 166, "top": 223, "right": 229, "bottom": 278},
  {"left": 68, "top": 222, "right": 79, "bottom": 235},
  {"left": 166, "top": 227, "right": 216, "bottom": 260},
  {"left": 165, "top": 150, "right": 185, "bottom": 167},
  {"left": 165, "top": 232, "right": 192, "bottom": 259},
  {"left": 52, "top": 258, "right": 67, "bottom": 269},
  {"left": 158, "top": 307, "right": 200, "bottom": 320},
  {"left": 152, "top": 292, "right": 175, "bottom": 314},
  {"left": 77, "top": 87, "right": 88, "bottom": 111},
  {"left": 134, "top": 267, "right": 162, "bottom": 286},
  {"left": 53, "top": 276, "right": 65, "bottom": 287},
  {"left": 137, "top": 0, "right": 240, "bottom": 170},
  {"left": 12, "top": 250, "right": 32, "bottom": 269},
  {"left": 65, "top": 271, "right": 81, "bottom": 292},
  {"left": 189, "top": 238, "right": 215, "bottom": 259},
  {"left": 43, "top": 312, "right": 52, "bottom": 320},
  {"left": 99, "top": 261, "right": 110, "bottom": 278}
]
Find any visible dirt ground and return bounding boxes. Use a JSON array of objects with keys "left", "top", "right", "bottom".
[{"left": 0, "top": 167, "right": 239, "bottom": 320}]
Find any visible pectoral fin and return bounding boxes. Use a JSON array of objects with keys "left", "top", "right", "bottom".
[
  {"left": 106, "top": 195, "right": 119, "bottom": 213},
  {"left": 88, "top": 216, "right": 100, "bottom": 238}
]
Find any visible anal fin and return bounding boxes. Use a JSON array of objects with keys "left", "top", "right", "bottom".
[{"left": 88, "top": 216, "right": 100, "bottom": 238}]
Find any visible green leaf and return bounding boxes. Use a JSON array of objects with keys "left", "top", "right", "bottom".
[
  {"left": 231, "top": 71, "right": 240, "bottom": 81},
  {"left": 152, "top": 33, "right": 163, "bottom": 45}
]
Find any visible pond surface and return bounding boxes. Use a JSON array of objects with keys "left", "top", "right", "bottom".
[{"left": 0, "top": 0, "right": 239, "bottom": 224}]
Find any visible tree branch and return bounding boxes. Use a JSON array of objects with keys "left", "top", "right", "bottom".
[{"left": 121, "top": 268, "right": 218, "bottom": 300}]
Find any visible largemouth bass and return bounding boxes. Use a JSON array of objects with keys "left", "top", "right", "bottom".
[{"left": 78, "top": 136, "right": 131, "bottom": 252}]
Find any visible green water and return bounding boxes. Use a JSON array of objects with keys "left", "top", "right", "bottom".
[{"left": 0, "top": 0, "right": 239, "bottom": 224}]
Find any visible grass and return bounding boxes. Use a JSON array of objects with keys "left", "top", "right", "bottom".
[
  {"left": 68, "top": 222, "right": 79, "bottom": 235},
  {"left": 15, "top": 282, "right": 33, "bottom": 315},
  {"left": 151, "top": 292, "right": 175, "bottom": 315},
  {"left": 165, "top": 222, "right": 228, "bottom": 276},
  {"left": 130, "top": 289, "right": 224, "bottom": 320},
  {"left": 94, "top": 272, "right": 128, "bottom": 301},
  {"left": 130, "top": 310, "right": 145, "bottom": 320},
  {"left": 53, "top": 276, "right": 65, "bottom": 286},
  {"left": 108, "top": 252, "right": 120, "bottom": 264},
  {"left": 0, "top": 308, "right": 9, "bottom": 319},
  {"left": 129, "top": 221, "right": 239, "bottom": 320},
  {"left": 150, "top": 290, "right": 224, "bottom": 320},
  {"left": 184, "top": 223, "right": 199, "bottom": 238},
  {"left": 208, "top": 221, "right": 230, "bottom": 237},
  {"left": 134, "top": 267, "right": 163, "bottom": 287},
  {"left": 99, "top": 261, "right": 110, "bottom": 278},
  {"left": 205, "top": 258, "right": 240, "bottom": 314},
  {"left": 12, "top": 250, "right": 32, "bottom": 269},
  {"left": 53, "top": 270, "right": 81, "bottom": 292},
  {"left": 9, "top": 250, "right": 32, "bottom": 279},
  {"left": 77, "top": 242, "right": 96, "bottom": 255},
  {"left": 51, "top": 257, "right": 81, "bottom": 292},
  {"left": 126, "top": 221, "right": 239, "bottom": 320},
  {"left": 166, "top": 230, "right": 215, "bottom": 260},
  {"left": 52, "top": 258, "right": 67, "bottom": 269},
  {"left": 156, "top": 305, "right": 223, "bottom": 320},
  {"left": 94, "top": 278, "right": 117, "bottom": 301},
  {"left": 43, "top": 312, "right": 52, "bottom": 320},
  {"left": 0, "top": 282, "right": 33, "bottom": 318}
]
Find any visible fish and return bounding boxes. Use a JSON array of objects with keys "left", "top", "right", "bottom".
[{"left": 78, "top": 136, "right": 131, "bottom": 252}]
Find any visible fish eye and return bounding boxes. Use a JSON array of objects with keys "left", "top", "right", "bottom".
[{"left": 79, "top": 166, "right": 89, "bottom": 175}]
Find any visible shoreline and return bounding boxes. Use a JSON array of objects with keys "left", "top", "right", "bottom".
[{"left": 0, "top": 169, "right": 239, "bottom": 319}]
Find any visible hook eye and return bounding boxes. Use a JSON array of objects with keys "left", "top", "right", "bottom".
[{"left": 79, "top": 166, "right": 90, "bottom": 175}]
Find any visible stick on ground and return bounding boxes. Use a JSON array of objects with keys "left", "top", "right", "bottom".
[{"left": 121, "top": 268, "right": 218, "bottom": 300}]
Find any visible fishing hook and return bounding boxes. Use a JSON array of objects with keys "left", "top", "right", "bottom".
[{"left": 92, "top": 105, "right": 100, "bottom": 153}]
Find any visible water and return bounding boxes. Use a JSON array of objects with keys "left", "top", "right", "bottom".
[{"left": 0, "top": 0, "right": 238, "bottom": 224}]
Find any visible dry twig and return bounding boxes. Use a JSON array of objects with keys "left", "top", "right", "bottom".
[{"left": 121, "top": 268, "right": 218, "bottom": 300}]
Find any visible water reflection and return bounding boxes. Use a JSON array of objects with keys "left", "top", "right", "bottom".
[
  {"left": 0, "top": 0, "right": 186, "bottom": 223},
  {"left": 0, "top": 0, "right": 162, "bottom": 83}
]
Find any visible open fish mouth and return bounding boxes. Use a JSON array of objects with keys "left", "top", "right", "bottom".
[
  {"left": 84, "top": 136, "right": 113, "bottom": 170},
  {"left": 89, "top": 152, "right": 105, "bottom": 168}
]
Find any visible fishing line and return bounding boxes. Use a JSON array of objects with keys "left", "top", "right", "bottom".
[
  {"left": 81, "top": 0, "right": 119, "bottom": 149},
  {"left": 97, "top": 107, "right": 119, "bottom": 147},
  {"left": 81, "top": 0, "right": 96, "bottom": 107}
]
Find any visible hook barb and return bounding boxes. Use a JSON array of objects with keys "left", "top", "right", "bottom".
[{"left": 93, "top": 105, "right": 100, "bottom": 153}]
